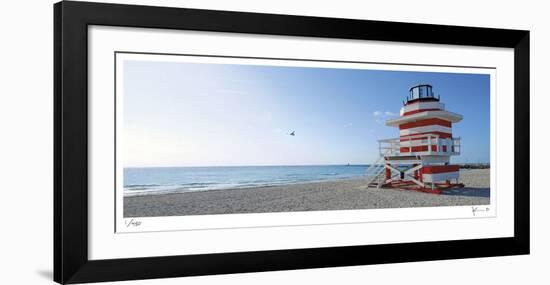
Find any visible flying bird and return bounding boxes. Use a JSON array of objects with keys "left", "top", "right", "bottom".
[{"left": 289, "top": 131, "right": 295, "bottom": 136}]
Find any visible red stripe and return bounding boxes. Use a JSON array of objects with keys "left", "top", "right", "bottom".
[
  {"left": 399, "top": 131, "right": 452, "bottom": 141},
  {"left": 399, "top": 118, "right": 452, "bottom": 130},
  {"left": 400, "top": 145, "right": 437, "bottom": 153},
  {"left": 399, "top": 145, "right": 450, "bottom": 153},
  {"left": 402, "top": 108, "right": 441, "bottom": 116},
  {"left": 421, "top": 165, "right": 460, "bottom": 174}
]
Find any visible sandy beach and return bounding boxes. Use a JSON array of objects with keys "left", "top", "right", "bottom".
[{"left": 124, "top": 168, "right": 490, "bottom": 217}]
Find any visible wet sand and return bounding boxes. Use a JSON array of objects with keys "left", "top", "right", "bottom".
[{"left": 124, "top": 169, "right": 490, "bottom": 217}]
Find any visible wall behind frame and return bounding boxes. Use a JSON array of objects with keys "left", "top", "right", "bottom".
[{"left": 0, "top": 0, "right": 545, "bottom": 284}]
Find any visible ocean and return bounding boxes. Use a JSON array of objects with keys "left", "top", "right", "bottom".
[{"left": 124, "top": 165, "right": 369, "bottom": 196}]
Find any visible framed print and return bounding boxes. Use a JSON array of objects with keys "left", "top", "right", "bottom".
[{"left": 54, "top": 1, "right": 530, "bottom": 284}]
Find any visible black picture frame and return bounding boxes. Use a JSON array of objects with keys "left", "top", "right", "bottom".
[{"left": 54, "top": 1, "right": 530, "bottom": 284}]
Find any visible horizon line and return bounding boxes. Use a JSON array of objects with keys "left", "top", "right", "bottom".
[
  {"left": 123, "top": 163, "right": 370, "bottom": 169},
  {"left": 123, "top": 162, "right": 491, "bottom": 169}
]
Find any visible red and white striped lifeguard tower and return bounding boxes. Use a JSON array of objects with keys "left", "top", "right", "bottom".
[{"left": 365, "top": 84, "right": 464, "bottom": 194}]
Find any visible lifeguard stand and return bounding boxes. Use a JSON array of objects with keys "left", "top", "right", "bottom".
[{"left": 365, "top": 84, "right": 464, "bottom": 194}]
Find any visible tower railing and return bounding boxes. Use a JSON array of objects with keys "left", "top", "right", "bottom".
[{"left": 379, "top": 134, "right": 460, "bottom": 157}]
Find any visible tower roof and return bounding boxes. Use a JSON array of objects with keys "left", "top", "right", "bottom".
[{"left": 405, "top": 84, "right": 439, "bottom": 104}]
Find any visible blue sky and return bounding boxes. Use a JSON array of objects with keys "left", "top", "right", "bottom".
[{"left": 122, "top": 59, "right": 490, "bottom": 167}]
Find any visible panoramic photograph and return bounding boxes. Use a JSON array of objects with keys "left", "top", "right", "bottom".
[{"left": 120, "top": 56, "right": 490, "bottom": 217}]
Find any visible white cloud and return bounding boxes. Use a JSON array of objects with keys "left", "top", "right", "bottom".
[
  {"left": 372, "top": 110, "right": 398, "bottom": 125},
  {"left": 373, "top": 110, "right": 398, "bottom": 118}
]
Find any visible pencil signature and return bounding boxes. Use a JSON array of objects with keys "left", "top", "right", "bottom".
[
  {"left": 471, "top": 206, "right": 490, "bottom": 216},
  {"left": 125, "top": 218, "right": 142, "bottom": 227}
]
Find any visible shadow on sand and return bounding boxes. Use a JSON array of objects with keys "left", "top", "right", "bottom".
[{"left": 441, "top": 187, "right": 490, "bottom": 198}]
